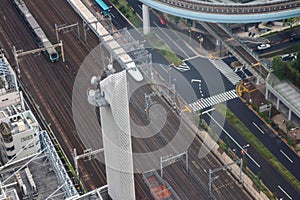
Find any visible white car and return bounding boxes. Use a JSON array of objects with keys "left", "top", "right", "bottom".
[
  {"left": 257, "top": 43, "right": 271, "bottom": 50},
  {"left": 281, "top": 54, "right": 297, "bottom": 62}
]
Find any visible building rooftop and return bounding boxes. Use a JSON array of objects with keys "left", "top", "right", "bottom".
[
  {"left": 0, "top": 131, "right": 79, "bottom": 200},
  {"left": 0, "top": 150, "right": 65, "bottom": 199},
  {"left": 275, "top": 82, "right": 300, "bottom": 114},
  {"left": 0, "top": 50, "right": 18, "bottom": 95},
  {"left": 0, "top": 104, "right": 38, "bottom": 136}
]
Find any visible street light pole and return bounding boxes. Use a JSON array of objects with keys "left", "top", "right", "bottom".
[
  {"left": 188, "top": 29, "right": 191, "bottom": 44},
  {"left": 197, "top": 35, "right": 204, "bottom": 53}
]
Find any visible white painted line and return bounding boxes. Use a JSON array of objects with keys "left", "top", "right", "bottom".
[
  {"left": 280, "top": 150, "right": 293, "bottom": 163},
  {"left": 207, "top": 113, "right": 261, "bottom": 168},
  {"left": 252, "top": 122, "right": 264, "bottom": 134},
  {"left": 278, "top": 185, "right": 292, "bottom": 200},
  {"left": 200, "top": 108, "right": 215, "bottom": 114},
  {"left": 191, "top": 79, "right": 201, "bottom": 83},
  {"left": 159, "top": 64, "right": 168, "bottom": 73},
  {"left": 110, "top": 13, "right": 115, "bottom": 18},
  {"left": 210, "top": 96, "right": 218, "bottom": 105},
  {"left": 182, "top": 55, "right": 200, "bottom": 62}
]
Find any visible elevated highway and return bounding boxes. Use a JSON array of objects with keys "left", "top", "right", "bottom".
[{"left": 140, "top": 0, "right": 300, "bottom": 23}]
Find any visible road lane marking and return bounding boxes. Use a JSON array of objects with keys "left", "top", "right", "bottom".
[
  {"left": 181, "top": 105, "right": 192, "bottom": 113},
  {"left": 159, "top": 64, "right": 168, "bottom": 73},
  {"left": 207, "top": 113, "right": 261, "bottom": 168},
  {"left": 278, "top": 185, "right": 292, "bottom": 200},
  {"left": 200, "top": 108, "right": 215, "bottom": 115},
  {"left": 191, "top": 79, "right": 201, "bottom": 83},
  {"left": 182, "top": 55, "right": 200, "bottom": 62},
  {"left": 252, "top": 122, "right": 264, "bottom": 134},
  {"left": 280, "top": 150, "right": 293, "bottom": 163},
  {"left": 173, "top": 64, "right": 190, "bottom": 72}
]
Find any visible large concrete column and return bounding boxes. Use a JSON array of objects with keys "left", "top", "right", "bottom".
[
  {"left": 265, "top": 88, "right": 269, "bottom": 100},
  {"left": 192, "top": 20, "right": 196, "bottom": 28},
  {"left": 276, "top": 98, "right": 280, "bottom": 110},
  {"left": 142, "top": 4, "right": 150, "bottom": 34},
  {"left": 100, "top": 71, "right": 136, "bottom": 200},
  {"left": 288, "top": 109, "right": 292, "bottom": 121}
]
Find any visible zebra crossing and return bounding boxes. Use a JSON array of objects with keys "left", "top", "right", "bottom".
[
  {"left": 189, "top": 89, "right": 238, "bottom": 112},
  {"left": 209, "top": 59, "right": 241, "bottom": 85},
  {"left": 173, "top": 62, "right": 190, "bottom": 72}
]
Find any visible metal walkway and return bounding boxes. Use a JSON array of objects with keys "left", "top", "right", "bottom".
[{"left": 209, "top": 59, "right": 241, "bottom": 85}]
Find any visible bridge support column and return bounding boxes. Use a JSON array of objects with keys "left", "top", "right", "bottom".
[
  {"left": 192, "top": 20, "right": 196, "bottom": 28},
  {"left": 244, "top": 24, "right": 249, "bottom": 32},
  {"left": 265, "top": 87, "right": 269, "bottom": 100},
  {"left": 142, "top": 4, "right": 150, "bottom": 34}
]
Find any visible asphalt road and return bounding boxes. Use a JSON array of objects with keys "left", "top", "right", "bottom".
[
  {"left": 249, "top": 26, "right": 300, "bottom": 55},
  {"left": 203, "top": 101, "right": 300, "bottom": 199},
  {"left": 227, "top": 99, "right": 300, "bottom": 180}
]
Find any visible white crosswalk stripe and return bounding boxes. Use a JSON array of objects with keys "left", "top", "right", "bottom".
[
  {"left": 189, "top": 89, "right": 238, "bottom": 112},
  {"left": 209, "top": 59, "right": 241, "bottom": 85},
  {"left": 173, "top": 62, "right": 190, "bottom": 72}
]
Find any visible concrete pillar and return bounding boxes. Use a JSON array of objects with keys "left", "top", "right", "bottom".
[
  {"left": 192, "top": 20, "right": 196, "bottom": 28},
  {"left": 244, "top": 24, "right": 249, "bottom": 32},
  {"left": 142, "top": 4, "right": 150, "bottom": 35},
  {"left": 276, "top": 98, "right": 280, "bottom": 110},
  {"left": 288, "top": 109, "right": 292, "bottom": 121},
  {"left": 265, "top": 88, "right": 269, "bottom": 100}
]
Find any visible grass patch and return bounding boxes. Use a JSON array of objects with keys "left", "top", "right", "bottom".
[
  {"left": 54, "top": 144, "right": 86, "bottom": 193},
  {"left": 146, "top": 33, "right": 183, "bottom": 66},
  {"left": 111, "top": 0, "right": 142, "bottom": 28},
  {"left": 215, "top": 104, "right": 300, "bottom": 192}
]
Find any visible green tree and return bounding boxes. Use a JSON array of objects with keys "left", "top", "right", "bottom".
[{"left": 272, "top": 57, "right": 287, "bottom": 80}]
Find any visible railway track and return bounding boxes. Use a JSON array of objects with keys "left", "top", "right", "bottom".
[
  {"left": 0, "top": 0, "right": 253, "bottom": 199},
  {"left": 127, "top": 81, "right": 251, "bottom": 199},
  {"left": 0, "top": 0, "right": 102, "bottom": 191},
  {"left": 0, "top": 0, "right": 151, "bottom": 197}
]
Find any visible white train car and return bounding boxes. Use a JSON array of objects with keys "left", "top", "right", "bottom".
[
  {"left": 12, "top": 0, "right": 59, "bottom": 62},
  {"left": 68, "top": 0, "right": 143, "bottom": 82}
]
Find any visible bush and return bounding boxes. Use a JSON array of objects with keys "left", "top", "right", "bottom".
[{"left": 287, "top": 137, "right": 296, "bottom": 147}]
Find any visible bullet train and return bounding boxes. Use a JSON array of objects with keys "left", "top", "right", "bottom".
[
  {"left": 67, "top": 0, "right": 143, "bottom": 82},
  {"left": 12, "top": 0, "right": 59, "bottom": 62}
]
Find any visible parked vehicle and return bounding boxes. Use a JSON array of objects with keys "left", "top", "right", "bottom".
[
  {"left": 289, "top": 33, "right": 300, "bottom": 41},
  {"left": 257, "top": 43, "right": 270, "bottom": 50},
  {"left": 158, "top": 16, "right": 166, "bottom": 25},
  {"left": 281, "top": 54, "right": 297, "bottom": 62}
]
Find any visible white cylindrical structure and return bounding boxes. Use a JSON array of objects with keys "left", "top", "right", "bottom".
[
  {"left": 100, "top": 71, "right": 135, "bottom": 200},
  {"left": 142, "top": 4, "right": 150, "bottom": 34}
]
